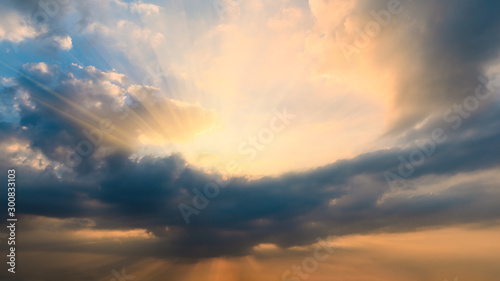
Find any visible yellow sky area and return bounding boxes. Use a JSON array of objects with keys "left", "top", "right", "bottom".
[
  {"left": 127, "top": 3, "right": 405, "bottom": 176},
  {"left": 17, "top": 223, "right": 500, "bottom": 281},
  {"left": 112, "top": 225, "right": 500, "bottom": 281},
  {"left": 124, "top": 0, "right": 425, "bottom": 176}
]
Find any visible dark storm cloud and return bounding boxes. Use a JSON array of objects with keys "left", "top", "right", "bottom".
[{"left": 367, "top": 0, "right": 500, "bottom": 135}]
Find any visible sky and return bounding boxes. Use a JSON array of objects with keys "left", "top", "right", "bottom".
[{"left": 0, "top": 0, "right": 500, "bottom": 280}]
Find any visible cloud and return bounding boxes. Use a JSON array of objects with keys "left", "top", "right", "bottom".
[
  {"left": 0, "top": 12, "right": 40, "bottom": 44},
  {"left": 130, "top": 1, "right": 161, "bottom": 16},
  {"left": 0, "top": 0, "right": 80, "bottom": 54},
  {"left": 52, "top": 35, "right": 73, "bottom": 50}
]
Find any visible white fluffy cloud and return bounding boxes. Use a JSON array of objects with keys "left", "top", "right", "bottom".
[
  {"left": 52, "top": 35, "right": 73, "bottom": 50},
  {"left": 130, "top": 1, "right": 161, "bottom": 16},
  {"left": 0, "top": 12, "right": 42, "bottom": 44}
]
